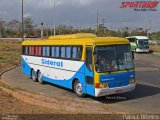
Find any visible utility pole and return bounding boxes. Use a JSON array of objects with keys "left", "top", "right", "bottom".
[
  {"left": 53, "top": 1, "right": 56, "bottom": 36},
  {"left": 101, "top": 18, "right": 105, "bottom": 26},
  {"left": 147, "top": 20, "right": 151, "bottom": 38},
  {"left": 51, "top": 22, "right": 53, "bottom": 35},
  {"left": 101, "top": 17, "right": 106, "bottom": 36},
  {"left": 0, "top": 29, "right": 1, "bottom": 41},
  {"left": 41, "top": 22, "right": 44, "bottom": 39},
  {"left": 0, "top": 19, "right": 1, "bottom": 41},
  {"left": 149, "top": 20, "right": 151, "bottom": 30},
  {"left": 96, "top": 8, "right": 99, "bottom": 31},
  {"left": 22, "top": 0, "right": 24, "bottom": 41}
]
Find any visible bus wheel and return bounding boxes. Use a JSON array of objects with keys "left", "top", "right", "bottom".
[
  {"left": 31, "top": 69, "right": 37, "bottom": 82},
  {"left": 74, "top": 80, "right": 85, "bottom": 97},
  {"left": 37, "top": 71, "right": 44, "bottom": 84}
]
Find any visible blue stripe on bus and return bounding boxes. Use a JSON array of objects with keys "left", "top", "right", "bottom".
[
  {"left": 21, "top": 57, "right": 88, "bottom": 94},
  {"left": 21, "top": 57, "right": 32, "bottom": 77}
]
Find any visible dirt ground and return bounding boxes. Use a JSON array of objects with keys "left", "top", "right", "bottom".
[
  {"left": 0, "top": 41, "right": 115, "bottom": 118},
  {"left": 0, "top": 88, "right": 61, "bottom": 114},
  {"left": 0, "top": 41, "right": 62, "bottom": 115},
  {"left": 0, "top": 85, "right": 124, "bottom": 120},
  {"left": 2, "top": 40, "right": 157, "bottom": 119}
]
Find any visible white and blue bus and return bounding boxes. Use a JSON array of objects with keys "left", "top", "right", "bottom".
[{"left": 22, "top": 33, "right": 136, "bottom": 97}]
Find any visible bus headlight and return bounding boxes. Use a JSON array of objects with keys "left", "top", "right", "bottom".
[
  {"left": 95, "top": 83, "right": 108, "bottom": 88},
  {"left": 100, "top": 83, "right": 108, "bottom": 88},
  {"left": 130, "top": 79, "right": 135, "bottom": 84}
]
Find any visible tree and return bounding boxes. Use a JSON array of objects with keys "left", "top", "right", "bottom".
[
  {"left": 130, "top": 28, "right": 147, "bottom": 36},
  {"left": 24, "top": 17, "right": 37, "bottom": 37},
  {"left": 96, "top": 24, "right": 108, "bottom": 37},
  {"left": 0, "top": 18, "right": 7, "bottom": 37},
  {"left": 6, "top": 19, "right": 21, "bottom": 37}
]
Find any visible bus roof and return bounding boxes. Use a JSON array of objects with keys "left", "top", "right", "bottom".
[
  {"left": 126, "top": 36, "right": 148, "bottom": 39},
  {"left": 48, "top": 33, "right": 97, "bottom": 39},
  {"left": 22, "top": 33, "right": 129, "bottom": 46}
]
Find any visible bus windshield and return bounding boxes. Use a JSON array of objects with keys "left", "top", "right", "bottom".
[
  {"left": 127, "top": 38, "right": 136, "bottom": 43},
  {"left": 137, "top": 39, "right": 149, "bottom": 49},
  {"left": 95, "top": 45, "right": 134, "bottom": 72}
]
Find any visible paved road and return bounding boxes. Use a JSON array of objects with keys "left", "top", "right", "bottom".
[{"left": 1, "top": 53, "right": 160, "bottom": 114}]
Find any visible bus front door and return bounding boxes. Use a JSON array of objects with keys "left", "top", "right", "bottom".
[{"left": 85, "top": 46, "right": 95, "bottom": 96}]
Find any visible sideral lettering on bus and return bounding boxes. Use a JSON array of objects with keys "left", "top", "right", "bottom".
[
  {"left": 120, "top": 1, "right": 159, "bottom": 8},
  {"left": 42, "top": 59, "right": 63, "bottom": 68}
]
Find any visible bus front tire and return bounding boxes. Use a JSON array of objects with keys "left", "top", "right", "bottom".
[
  {"left": 74, "top": 80, "right": 85, "bottom": 97},
  {"left": 31, "top": 69, "right": 37, "bottom": 82},
  {"left": 37, "top": 71, "right": 44, "bottom": 84}
]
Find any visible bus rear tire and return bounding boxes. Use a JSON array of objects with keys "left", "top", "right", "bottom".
[
  {"left": 37, "top": 71, "right": 44, "bottom": 84},
  {"left": 31, "top": 69, "right": 37, "bottom": 82},
  {"left": 74, "top": 80, "right": 85, "bottom": 97}
]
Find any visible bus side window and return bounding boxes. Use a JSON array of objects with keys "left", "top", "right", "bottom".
[
  {"left": 77, "top": 47, "right": 82, "bottom": 60},
  {"left": 51, "top": 47, "right": 55, "bottom": 57},
  {"left": 35, "top": 46, "right": 38, "bottom": 56},
  {"left": 66, "top": 46, "right": 71, "bottom": 59},
  {"left": 38, "top": 46, "right": 42, "bottom": 56},
  {"left": 55, "top": 46, "right": 60, "bottom": 57},
  {"left": 86, "top": 47, "right": 93, "bottom": 71},
  {"left": 72, "top": 47, "right": 77, "bottom": 59},
  {"left": 29, "top": 46, "right": 35, "bottom": 55},
  {"left": 32, "top": 46, "right": 35, "bottom": 55},
  {"left": 23, "top": 46, "right": 28, "bottom": 55},
  {"left": 42, "top": 47, "right": 46, "bottom": 56},
  {"left": 26, "top": 46, "right": 28, "bottom": 55},
  {"left": 46, "top": 47, "right": 50, "bottom": 57},
  {"left": 42, "top": 46, "right": 50, "bottom": 57},
  {"left": 61, "top": 46, "right": 66, "bottom": 58}
]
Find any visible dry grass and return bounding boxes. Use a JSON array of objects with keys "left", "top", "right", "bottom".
[
  {"left": 0, "top": 40, "right": 21, "bottom": 72},
  {"left": 150, "top": 45, "right": 160, "bottom": 53},
  {"left": 0, "top": 41, "right": 62, "bottom": 114}
]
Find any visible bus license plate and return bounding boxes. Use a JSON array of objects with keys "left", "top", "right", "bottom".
[{"left": 115, "top": 90, "right": 122, "bottom": 93}]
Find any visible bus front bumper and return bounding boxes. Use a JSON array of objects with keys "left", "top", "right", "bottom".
[
  {"left": 136, "top": 48, "right": 149, "bottom": 52},
  {"left": 95, "top": 84, "right": 136, "bottom": 97}
]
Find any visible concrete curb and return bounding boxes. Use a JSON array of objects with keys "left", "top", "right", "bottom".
[
  {"left": 0, "top": 82, "right": 111, "bottom": 114},
  {"left": 0, "top": 65, "right": 19, "bottom": 80}
]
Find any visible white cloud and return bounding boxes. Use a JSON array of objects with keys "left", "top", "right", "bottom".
[
  {"left": 28, "top": 0, "right": 97, "bottom": 9},
  {"left": 78, "top": 0, "right": 95, "bottom": 5},
  {"left": 24, "top": 13, "right": 32, "bottom": 18},
  {"left": 0, "top": 11, "right": 7, "bottom": 15},
  {"left": 0, "top": 0, "right": 159, "bottom": 32},
  {"left": 36, "top": 0, "right": 63, "bottom": 9}
]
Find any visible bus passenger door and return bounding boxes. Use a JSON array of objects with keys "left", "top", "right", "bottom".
[{"left": 85, "top": 46, "right": 95, "bottom": 96}]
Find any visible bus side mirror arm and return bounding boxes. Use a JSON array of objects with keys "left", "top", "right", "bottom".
[{"left": 94, "top": 53, "right": 98, "bottom": 64}]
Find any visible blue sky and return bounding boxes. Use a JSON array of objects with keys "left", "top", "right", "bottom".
[{"left": 0, "top": 0, "right": 160, "bottom": 32}]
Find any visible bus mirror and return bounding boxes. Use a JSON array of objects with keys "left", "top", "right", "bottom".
[{"left": 132, "top": 51, "right": 134, "bottom": 59}]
